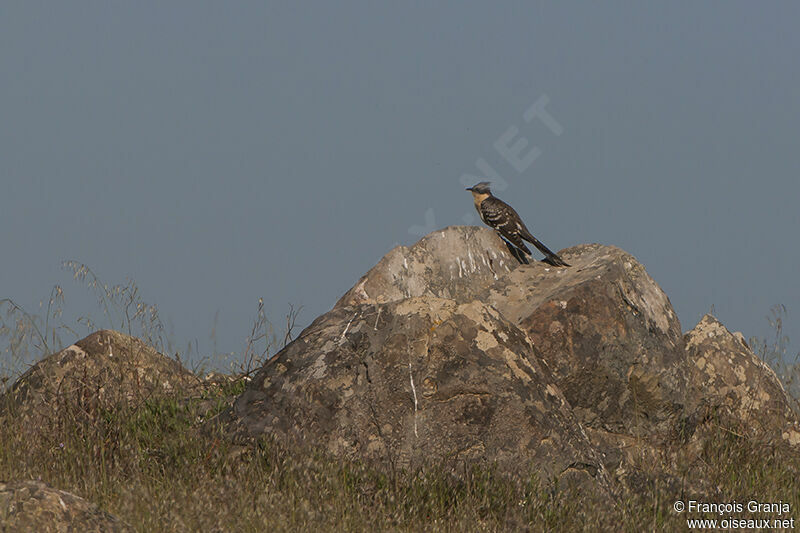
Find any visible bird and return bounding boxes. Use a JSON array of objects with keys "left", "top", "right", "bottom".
[{"left": 466, "top": 181, "right": 570, "bottom": 267}]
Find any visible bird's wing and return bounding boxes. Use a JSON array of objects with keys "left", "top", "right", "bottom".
[
  {"left": 480, "top": 197, "right": 532, "bottom": 254},
  {"left": 482, "top": 197, "right": 571, "bottom": 267}
]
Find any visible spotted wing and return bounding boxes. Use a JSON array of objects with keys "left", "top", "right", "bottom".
[
  {"left": 479, "top": 197, "right": 532, "bottom": 255},
  {"left": 481, "top": 197, "right": 571, "bottom": 267}
]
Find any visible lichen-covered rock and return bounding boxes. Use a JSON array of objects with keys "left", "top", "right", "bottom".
[
  {"left": 482, "top": 243, "right": 688, "bottom": 435},
  {"left": 335, "top": 226, "right": 521, "bottom": 308},
  {"left": 226, "top": 296, "right": 606, "bottom": 483},
  {"left": 222, "top": 226, "right": 799, "bottom": 495},
  {"left": 0, "top": 330, "right": 197, "bottom": 422},
  {"left": 0, "top": 480, "right": 132, "bottom": 532},
  {"left": 684, "top": 314, "right": 800, "bottom": 443}
]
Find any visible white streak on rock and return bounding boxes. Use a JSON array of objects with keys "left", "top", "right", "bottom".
[
  {"left": 339, "top": 313, "right": 358, "bottom": 344},
  {"left": 354, "top": 278, "right": 370, "bottom": 301},
  {"left": 409, "top": 362, "right": 419, "bottom": 438}
]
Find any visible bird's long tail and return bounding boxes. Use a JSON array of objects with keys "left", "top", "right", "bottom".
[{"left": 523, "top": 233, "right": 570, "bottom": 267}]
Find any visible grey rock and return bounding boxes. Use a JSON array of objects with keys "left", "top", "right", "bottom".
[
  {"left": 482, "top": 243, "right": 688, "bottom": 435},
  {"left": 227, "top": 296, "right": 606, "bottom": 483},
  {"left": 0, "top": 480, "right": 132, "bottom": 533},
  {"left": 222, "top": 225, "right": 798, "bottom": 491},
  {"left": 684, "top": 314, "right": 800, "bottom": 444},
  {"left": 335, "top": 226, "right": 521, "bottom": 308},
  {"left": 0, "top": 330, "right": 197, "bottom": 422}
]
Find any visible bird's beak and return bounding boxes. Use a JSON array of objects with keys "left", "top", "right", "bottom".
[{"left": 465, "top": 187, "right": 472, "bottom": 191}]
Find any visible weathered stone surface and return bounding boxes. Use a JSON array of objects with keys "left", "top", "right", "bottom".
[
  {"left": 1, "top": 330, "right": 197, "bottom": 421},
  {"left": 223, "top": 226, "right": 798, "bottom": 493},
  {"left": 684, "top": 314, "right": 800, "bottom": 444},
  {"left": 0, "top": 480, "right": 132, "bottom": 533},
  {"left": 482, "top": 243, "right": 687, "bottom": 435},
  {"left": 226, "top": 296, "right": 606, "bottom": 482},
  {"left": 335, "top": 226, "right": 521, "bottom": 308},
  {"left": 582, "top": 314, "right": 800, "bottom": 498}
]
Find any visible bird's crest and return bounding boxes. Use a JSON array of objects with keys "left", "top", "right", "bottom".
[{"left": 466, "top": 181, "right": 492, "bottom": 194}]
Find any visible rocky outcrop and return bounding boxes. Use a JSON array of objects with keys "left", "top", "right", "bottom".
[
  {"left": 483, "top": 243, "right": 688, "bottom": 435},
  {"left": 0, "top": 330, "right": 197, "bottom": 422},
  {"left": 221, "top": 225, "right": 798, "bottom": 491},
  {"left": 337, "top": 231, "right": 692, "bottom": 438},
  {"left": 582, "top": 313, "right": 800, "bottom": 494},
  {"left": 227, "top": 296, "right": 606, "bottom": 483},
  {"left": 0, "top": 480, "right": 132, "bottom": 532},
  {"left": 684, "top": 314, "right": 800, "bottom": 444}
]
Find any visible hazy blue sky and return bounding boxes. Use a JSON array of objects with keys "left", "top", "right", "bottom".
[{"left": 2, "top": 2, "right": 799, "bottom": 366}]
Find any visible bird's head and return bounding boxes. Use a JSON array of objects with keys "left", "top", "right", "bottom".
[{"left": 465, "top": 181, "right": 492, "bottom": 196}]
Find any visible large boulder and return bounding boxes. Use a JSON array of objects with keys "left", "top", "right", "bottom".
[
  {"left": 0, "top": 480, "right": 132, "bottom": 532},
  {"left": 340, "top": 233, "right": 692, "bottom": 437},
  {"left": 0, "top": 330, "right": 197, "bottom": 422},
  {"left": 223, "top": 225, "right": 798, "bottom": 491},
  {"left": 226, "top": 296, "right": 606, "bottom": 483},
  {"left": 482, "top": 243, "right": 688, "bottom": 435},
  {"left": 684, "top": 314, "right": 800, "bottom": 444}
]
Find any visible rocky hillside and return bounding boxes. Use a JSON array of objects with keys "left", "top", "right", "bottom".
[
  {"left": 221, "top": 226, "right": 800, "bottom": 492},
  {"left": 2, "top": 226, "right": 798, "bottom": 529}
]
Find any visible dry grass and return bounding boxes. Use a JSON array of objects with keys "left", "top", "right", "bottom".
[{"left": 1, "top": 387, "right": 798, "bottom": 531}]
